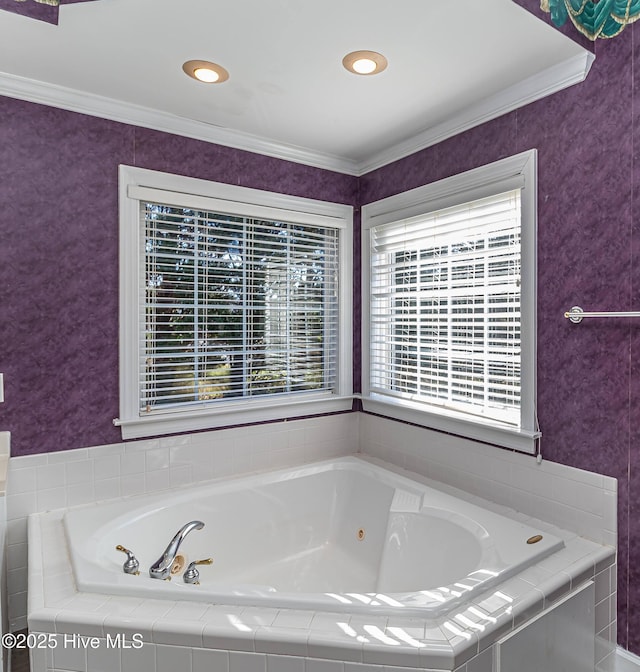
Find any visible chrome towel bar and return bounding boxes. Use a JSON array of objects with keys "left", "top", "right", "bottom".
[{"left": 564, "top": 305, "right": 640, "bottom": 324}]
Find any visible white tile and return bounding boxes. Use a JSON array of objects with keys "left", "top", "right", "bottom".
[
  {"left": 59, "top": 593, "right": 111, "bottom": 613},
  {"left": 156, "top": 643, "right": 192, "bottom": 672},
  {"left": 603, "top": 475, "right": 617, "bottom": 493},
  {"left": 67, "top": 482, "right": 95, "bottom": 507},
  {"left": 91, "top": 443, "right": 125, "bottom": 458},
  {"left": 119, "top": 642, "right": 154, "bottom": 672},
  {"left": 466, "top": 646, "right": 493, "bottom": 672},
  {"left": 47, "top": 447, "right": 88, "bottom": 464},
  {"left": 94, "top": 477, "right": 121, "bottom": 502},
  {"left": 193, "top": 647, "right": 230, "bottom": 672},
  {"left": 37, "top": 486, "right": 67, "bottom": 512},
  {"left": 86, "top": 639, "right": 123, "bottom": 672},
  {"left": 348, "top": 615, "right": 389, "bottom": 634},
  {"left": 29, "top": 643, "right": 49, "bottom": 672},
  {"left": 240, "top": 608, "right": 280, "bottom": 628},
  {"left": 361, "top": 638, "right": 421, "bottom": 667},
  {"left": 266, "top": 654, "right": 306, "bottom": 672},
  {"left": 11, "top": 453, "right": 48, "bottom": 469},
  {"left": 152, "top": 618, "right": 204, "bottom": 647},
  {"left": 36, "top": 463, "right": 66, "bottom": 490},
  {"left": 55, "top": 607, "right": 105, "bottom": 645},
  {"left": 201, "top": 623, "right": 256, "bottom": 653},
  {"left": 103, "top": 615, "right": 155, "bottom": 642},
  {"left": 7, "top": 491, "right": 37, "bottom": 520},
  {"left": 121, "top": 451, "right": 146, "bottom": 475},
  {"left": 7, "top": 567, "right": 27, "bottom": 593},
  {"left": 146, "top": 446, "right": 170, "bottom": 471},
  {"left": 544, "top": 459, "right": 604, "bottom": 489},
  {"left": 7, "top": 465, "right": 37, "bottom": 494},
  {"left": 201, "top": 607, "right": 246, "bottom": 628},
  {"left": 6, "top": 517, "right": 27, "bottom": 545},
  {"left": 170, "top": 465, "right": 193, "bottom": 488},
  {"left": 272, "top": 610, "right": 315, "bottom": 630},
  {"left": 603, "top": 490, "right": 618, "bottom": 535},
  {"left": 229, "top": 651, "right": 266, "bottom": 672},
  {"left": 121, "top": 473, "right": 146, "bottom": 497},
  {"left": 161, "top": 434, "right": 192, "bottom": 449},
  {"left": 254, "top": 627, "right": 308, "bottom": 657},
  {"left": 595, "top": 631, "right": 616, "bottom": 667},
  {"left": 51, "top": 635, "right": 88, "bottom": 671},
  {"left": 310, "top": 613, "right": 358, "bottom": 633},
  {"left": 7, "top": 541, "right": 28, "bottom": 568},
  {"left": 165, "top": 602, "right": 210, "bottom": 622},
  {"left": 65, "top": 459, "right": 94, "bottom": 485},
  {"left": 596, "top": 568, "right": 612, "bottom": 604},
  {"left": 94, "top": 596, "right": 146, "bottom": 618},
  {"left": 125, "top": 438, "right": 160, "bottom": 453},
  {"left": 307, "top": 630, "right": 363, "bottom": 663},
  {"left": 128, "top": 599, "right": 174, "bottom": 621},
  {"left": 94, "top": 455, "right": 121, "bottom": 480},
  {"left": 385, "top": 621, "right": 426, "bottom": 644},
  {"left": 145, "top": 469, "right": 170, "bottom": 493},
  {"left": 595, "top": 597, "right": 611, "bottom": 634}
]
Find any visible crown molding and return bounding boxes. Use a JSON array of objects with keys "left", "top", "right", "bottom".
[
  {"left": 356, "top": 50, "right": 594, "bottom": 175},
  {"left": 0, "top": 72, "right": 361, "bottom": 176},
  {"left": 0, "top": 49, "right": 593, "bottom": 178}
]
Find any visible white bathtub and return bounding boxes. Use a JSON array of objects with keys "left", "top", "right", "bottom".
[{"left": 64, "top": 456, "right": 564, "bottom": 617}]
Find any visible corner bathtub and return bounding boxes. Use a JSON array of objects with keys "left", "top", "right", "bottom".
[{"left": 64, "top": 456, "right": 563, "bottom": 617}]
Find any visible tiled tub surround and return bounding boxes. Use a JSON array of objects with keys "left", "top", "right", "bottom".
[
  {"left": 6, "top": 412, "right": 619, "bottom": 668},
  {"left": 28, "top": 455, "right": 614, "bottom": 672}
]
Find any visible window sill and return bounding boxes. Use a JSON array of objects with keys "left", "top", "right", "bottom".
[
  {"left": 361, "top": 395, "right": 540, "bottom": 454},
  {"left": 115, "top": 395, "right": 354, "bottom": 440}
]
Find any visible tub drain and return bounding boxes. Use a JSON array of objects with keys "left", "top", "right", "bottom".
[
  {"left": 357, "top": 528, "right": 366, "bottom": 541},
  {"left": 171, "top": 554, "right": 188, "bottom": 575},
  {"left": 526, "top": 534, "right": 543, "bottom": 545}
]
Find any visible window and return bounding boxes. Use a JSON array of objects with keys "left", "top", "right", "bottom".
[
  {"left": 116, "top": 167, "right": 352, "bottom": 439},
  {"left": 361, "top": 150, "right": 539, "bottom": 453}
]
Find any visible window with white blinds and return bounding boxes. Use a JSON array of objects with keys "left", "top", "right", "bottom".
[
  {"left": 369, "top": 190, "right": 521, "bottom": 427},
  {"left": 117, "top": 166, "right": 352, "bottom": 439},
  {"left": 142, "top": 205, "right": 339, "bottom": 411},
  {"left": 362, "top": 150, "right": 539, "bottom": 453}
]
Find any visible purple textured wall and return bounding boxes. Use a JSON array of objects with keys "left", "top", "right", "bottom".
[
  {"left": 360, "top": 10, "right": 638, "bottom": 652},
  {"left": 0, "top": 98, "right": 358, "bottom": 455}
]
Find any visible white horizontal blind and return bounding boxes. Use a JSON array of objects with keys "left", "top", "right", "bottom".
[
  {"left": 141, "top": 202, "right": 339, "bottom": 414},
  {"left": 369, "top": 189, "right": 522, "bottom": 427}
]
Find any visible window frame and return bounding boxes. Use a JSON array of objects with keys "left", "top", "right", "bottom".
[
  {"left": 116, "top": 165, "right": 353, "bottom": 440},
  {"left": 361, "top": 150, "right": 539, "bottom": 453}
]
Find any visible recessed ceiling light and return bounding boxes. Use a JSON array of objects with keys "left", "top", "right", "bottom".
[
  {"left": 342, "top": 50, "right": 388, "bottom": 76},
  {"left": 182, "top": 60, "right": 229, "bottom": 84}
]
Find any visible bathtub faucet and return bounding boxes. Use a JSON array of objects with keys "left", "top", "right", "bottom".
[{"left": 149, "top": 520, "right": 205, "bottom": 580}]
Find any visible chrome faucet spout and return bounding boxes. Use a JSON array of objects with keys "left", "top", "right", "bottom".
[{"left": 149, "top": 520, "right": 204, "bottom": 580}]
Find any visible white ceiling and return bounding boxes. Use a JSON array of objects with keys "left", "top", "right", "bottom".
[{"left": 0, "top": 0, "right": 593, "bottom": 175}]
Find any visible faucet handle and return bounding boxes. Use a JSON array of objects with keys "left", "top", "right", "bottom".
[
  {"left": 183, "top": 557, "right": 213, "bottom": 585},
  {"left": 115, "top": 545, "right": 140, "bottom": 575}
]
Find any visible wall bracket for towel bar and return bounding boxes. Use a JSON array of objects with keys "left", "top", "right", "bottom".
[{"left": 564, "top": 305, "right": 640, "bottom": 323}]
